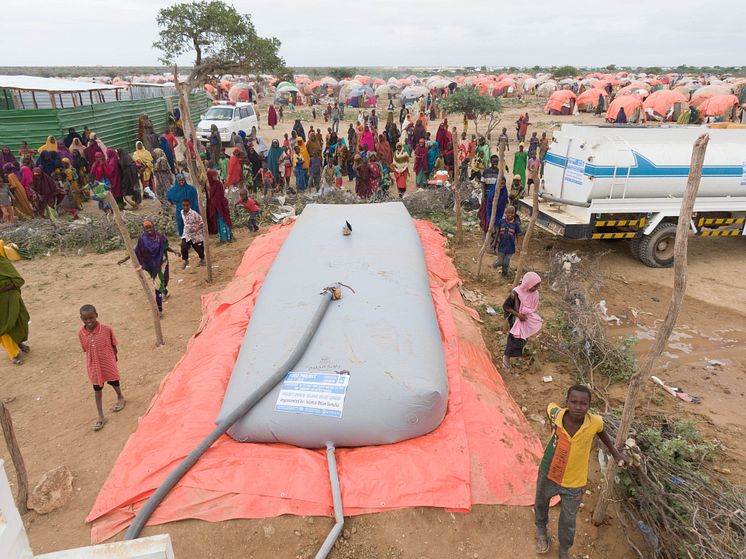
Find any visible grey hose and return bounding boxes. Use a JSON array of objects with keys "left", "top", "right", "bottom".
[
  {"left": 314, "top": 442, "right": 345, "bottom": 559},
  {"left": 125, "top": 287, "right": 339, "bottom": 540},
  {"left": 538, "top": 191, "right": 592, "bottom": 208}
]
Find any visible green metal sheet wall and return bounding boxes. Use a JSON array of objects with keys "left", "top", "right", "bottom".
[{"left": 0, "top": 91, "right": 208, "bottom": 154}]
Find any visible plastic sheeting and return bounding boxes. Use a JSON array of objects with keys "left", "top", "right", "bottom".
[{"left": 86, "top": 219, "right": 544, "bottom": 543}]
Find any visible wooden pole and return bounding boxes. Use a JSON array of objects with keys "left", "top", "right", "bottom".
[
  {"left": 452, "top": 126, "right": 463, "bottom": 244},
  {"left": 106, "top": 192, "right": 165, "bottom": 347},
  {"left": 592, "top": 134, "right": 709, "bottom": 525},
  {"left": 0, "top": 402, "right": 28, "bottom": 513},
  {"left": 173, "top": 66, "right": 213, "bottom": 283},
  {"left": 512, "top": 165, "right": 541, "bottom": 286},
  {"left": 475, "top": 141, "right": 506, "bottom": 278}
]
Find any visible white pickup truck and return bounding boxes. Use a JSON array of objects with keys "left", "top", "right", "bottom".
[{"left": 517, "top": 124, "right": 746, "bottom": 267}]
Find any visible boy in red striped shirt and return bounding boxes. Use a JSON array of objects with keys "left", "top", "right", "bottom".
[{"left": 79, "top": 305, "right": 125, "bottom": 432}]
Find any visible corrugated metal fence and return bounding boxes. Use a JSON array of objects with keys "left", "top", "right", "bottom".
[{"left": 0, "top": 91, "right": 208, "bottom": 153}]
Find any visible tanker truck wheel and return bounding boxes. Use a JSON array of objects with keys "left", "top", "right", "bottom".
[
  {"left": 639, "top": 223, "right": 677, "bottom": 268},
  {"left": 629, "top": 234, "right": 643, "bottom": 261}
]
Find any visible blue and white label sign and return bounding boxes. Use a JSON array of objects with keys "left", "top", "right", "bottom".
[
  {"left": 741, "top": 162, "right": 746, "bottom": 186},
  {"left": 564, "top": 157, "right": 586, "bottom": 186},
  {"left": 276, "top": 372, "right": 350, "bottom": 418}
]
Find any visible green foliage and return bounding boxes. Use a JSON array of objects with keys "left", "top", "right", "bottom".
[
  {"left": 328, "top": 67, "right": 359, "bottom": 80},
  {"left": 153, "top": 1, "right": 285, "bottom": 84},
  {"left": 605, "top": 64, "right": 617, "bottom": 71},
  {"left": 644, "top": 66, "right": 663, "bottom": 75},
  {"left": 553, "top": 65, "right": 579, "bottom": 78},
  {"left": 438, "top": 87, "right": 503, "bottom": 117}
]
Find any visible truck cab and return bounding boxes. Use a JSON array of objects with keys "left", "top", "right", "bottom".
[{"left": 517, "top": 124, "right": 746, "bottom": 267}]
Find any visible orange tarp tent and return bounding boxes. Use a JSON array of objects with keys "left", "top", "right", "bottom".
[
  {"left": 577, "top": 89, "right": 608, "bottom": 112},
  {"left": 544, "top": 90, "right": 577, "bottom": 115},
  {"left": 643, "top": 90, "right": 689, "bottom": 121},
  {"left": 606, "top": 96, "right": 643, "bottom": 123},
  {"left": 698, "top": 95, "right": 740, "bottom": 119},
  {"left": 691, "top": 85, "right": 734, "bottom": 108},
  {"left": 86, "top": 221, "right": 544, "bottom": 543}
]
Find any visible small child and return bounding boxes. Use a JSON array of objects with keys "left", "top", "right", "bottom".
[
  {"left": 55, "top": 168, "right": 79, "bottom": 219},
  {"left": 0, "top": 175, "right": 14, "bottom": 225},
  {"left": 90, "top": 178, "right": 112, "bottom": 214},
  {"left": 535, "top": 386, "right": 628, "bottom": 558},
  {"left": 492, "top": 206, "right": 522, "bottom": 277},
  {"left": 78, "top": 304, "right": 125, "bottom": 432},
  {"left": 309, "top": 154, "right": 322, "bottom": 191},
  {"left": 294, "top": 147, "right": 307, "bottom": 191},
  {"left": 180, "top": 199, "right": 206, "bottom": 269},
  {"left": 502, "top": 271, "right": 543, "bottom": 370},
  {"left": 235, "top": 189, "right": 260, "bottom": 232},
  {"left": 259, "top": 161, "right": 275, "bottom": 196},
  {"left": 334, "top": 163, "right": 343, "bottom": 188}
]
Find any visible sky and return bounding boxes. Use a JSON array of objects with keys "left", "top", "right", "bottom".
[{"left": 4, "top": 0, "right": 745, "bottom": 68}]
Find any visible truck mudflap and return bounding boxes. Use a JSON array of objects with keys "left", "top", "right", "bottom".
[{"left": 515, "top": 199, "right": 593, "bottom": 239}]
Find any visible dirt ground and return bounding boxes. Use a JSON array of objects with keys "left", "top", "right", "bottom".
[{"left": 1, "top": 95, "right": 744, "bottom": 558}]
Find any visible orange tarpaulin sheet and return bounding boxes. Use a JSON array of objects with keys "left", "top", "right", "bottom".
[{"left": 87, "top": 221, "right": 543, "bottom": 543}]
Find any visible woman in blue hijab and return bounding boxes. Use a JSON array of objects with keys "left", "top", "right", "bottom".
[
  {"left": 159, "top": 135, "right": 175, "bottom": 173},
  {"left": 427, "top": 141, "right": 439, "bottom": 175},
  {"left": 265, "top": 139, "right": 284, "bottom": 183},
  {"left": 166, "top": 173, "right": 199, "bottom": 236}
]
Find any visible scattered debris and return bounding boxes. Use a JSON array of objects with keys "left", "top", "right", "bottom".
[
  {"left": 542, "top": 376, "right": 553, "bottom": 383},
  {"left": 598, "top": 300, "right": 622, "bottom": 326},
  {"left": 650, "top": 375, "right": 701, "bottom": 403},
  {"left": 29, "top": 465, "right": 74, "bottom": 514},
  {"left": 460, "top": 287, "right": 486, "bottom": 305},
  {"left": 484, "top": 305, "right": 497, "bottom": 316}
]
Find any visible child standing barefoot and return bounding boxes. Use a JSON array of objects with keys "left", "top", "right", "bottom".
[{"left": 78, "top": 304, "right": 125, "bottom": 431}]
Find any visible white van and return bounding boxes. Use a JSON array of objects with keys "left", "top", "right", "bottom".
[{"left": 197, "top": 101, "right": 258, "bottom": 146}]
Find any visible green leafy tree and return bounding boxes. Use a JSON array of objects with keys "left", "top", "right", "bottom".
[
  {"left": 438, "top": 87, "right": 503, "bottom": 137},
  {"left": 328, "top": 67, "right": 358, "bottom": 80},
  {"left": 644, "top": 66, "right": 663, "bottom": 75},
  {"left": 553, "top": 65, "right": 579, "bottom": 78},
  {"left": 153, "top": 0, "right": 285, "bottom": 84}
]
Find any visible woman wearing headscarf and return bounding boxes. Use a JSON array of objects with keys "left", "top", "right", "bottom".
[
  {"left": 267, "top": 105, "right": 278, "bottom": 129},
  {"left": 152, "top": 148, "right": 173, "bottom": 201},
  {"left": 412, "top": 120, "right": 427, "bottom": 148},
  {"left": 159, "top": 134, "right": 176, "bottom": 173},
  {"left": 36, "top": 150, "right": 62, "bottom": 176},
  {"left": 31, "top": 166, "right": 63, "bottom": 215},
  {"left": 306, "top": 133, "right": 322, "bottom": 159},
  {"left": 60, "top": 158, "right": 83, "bottom": 210},
  {"left": 4, "top": 165, "right": 34, "bottom": 217},
  {"left": 376, "top": 134, "right": 393, "bottom": 170},
  {"left": 84, "top": 136, "right": 103, "bottom": 166},
  {"left": 37, "top": 135, "right": 58, "bottom": 154},
  {"left": 513, "top": 143, "right": 528, "bottom": 186},
  {"left": 392, "top": 143, "right": 410, "bottom": 198},
  {"left": 90, "top": 152, "right": 107, "bottom": 182},
  {"left": 354, "top": 154, "right": 372, "bottom": 199},
  {"left": 132, "top": 141, "right": 154, "bottom": 191},
  {"left": 206, "top": 169, "right": 233, "bottom": 242},
  {"left": 20, "top": 160, "right": 33, "bottom": 189},
  {"left": 166, "top": 173, "right": 199, "bottom": 237},
  {"left": 359, "top": 126, "right": 375, "bottom": 153},
  {"left": 443, "top": 142, "right": 455, "bottom": 178},
  {"left": 119, "top": 221, "right": 175, "bottom": 314},
  {"left": 266, "top": 139, "right": 284, "bottom": 184},
  {"left": 292, "top": 119, "right": 306, "bottom": 140},
  {"left": 296, "top": 137, "right": 310, "bottom": 170},
  {"left": 56, "top": 140, "right": 73, "bottom": 164},
  {"left": 0, "top": 146, "right": 18, "bottom": 170},
  {"left": 435, "top": 120, "right": 450, "bottom": 152},
  {"left": 245, "top": 143, "right": 263, "bottom": 190},
  {"left": 427, "top": 141, "right": 439, "bottom": 175},
  {"left": 225, "top": 147, "right": 244, "bottom": 189},
  {"left": 0, "top": 249, "right": 30, "bottom": 365},
  {"left": 335, "top": 138, "right": 351, "bottom": 181},
  {"left": 614, "top": 107, "right": 628, "bottom": 124},
  {"left": 414, "top": 138, "right": 429, "bottom": 187},
  {"left": 63, "top": 127, "right": 84, "bottom": 148},
  {"left": 104, "top": 148, "right": 124, "bottom": 208},
  {"left": 502, "top": 271, "right": 543, "bottom": 370},
  {"left": 118, "top": 148, "right": 141, "bottom": 209}
]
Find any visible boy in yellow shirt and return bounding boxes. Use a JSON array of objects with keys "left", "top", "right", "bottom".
[{"left": 536, "top": 385, "right": 628, "bottom": 558}]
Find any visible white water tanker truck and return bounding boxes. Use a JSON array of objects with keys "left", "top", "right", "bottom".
[{"left": 516, "top": 124, "right": 746, "bottom": 267}]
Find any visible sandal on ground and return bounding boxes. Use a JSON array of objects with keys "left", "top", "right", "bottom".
[
  {"left": 11, "top": 356, "right": 23, "bottom": 365},
  {"left": 536, "top": 532, "right": 551, "bottom": 554},
  {"left": 19, "top": 342, "right": 30, "bottom": 353},
  {"left": 501, "top": 355, "right": 511, "bottom": 371},
  {"left": 112, "top": 400, "right": 126, "bottom": 413},
  {"left": 93, "top": 418, "right": 107, "bottom": 432}
]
